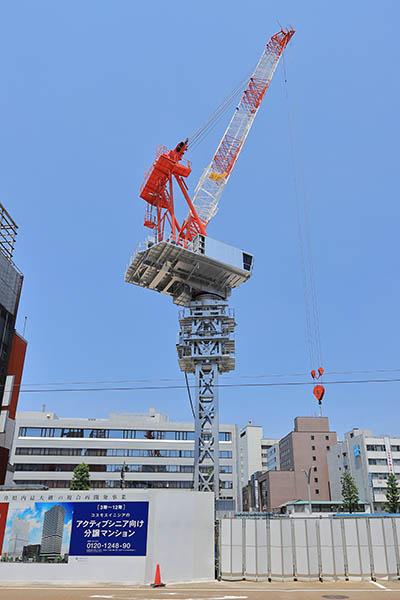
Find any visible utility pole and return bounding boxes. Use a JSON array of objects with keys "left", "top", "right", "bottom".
[{"left": 302, "top": 467, "right": 313, "bottom": 514}]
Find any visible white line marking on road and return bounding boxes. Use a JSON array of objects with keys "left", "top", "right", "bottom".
[
  {"left": 90, "top": 596, "right": 115, "bottom": 598},
  {"left": 208, "top": 596, "right": 248, "bottom": 600},
  {"left": 371, "top": 581, "right": 389, "bottom": 590},
  {"left": 0, "top": 586, "right": 396, "bottom": 592}
]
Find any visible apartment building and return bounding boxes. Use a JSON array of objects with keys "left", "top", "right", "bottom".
[
  {"left": 11, "top": 408, "right": 239, "bottom": 507},
  {"left": 238, "top": 422, "right": 278, "bottom": 491},
  {"left": 243, "top": 416, "right": 338, "bottom": 512},
  {"left": 328, "top": 427, "right": 400, "bottom": 511}
]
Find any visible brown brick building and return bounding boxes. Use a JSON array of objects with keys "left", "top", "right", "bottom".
[{"left": 244, "top": 417, "right": 337, "bottom": 512}]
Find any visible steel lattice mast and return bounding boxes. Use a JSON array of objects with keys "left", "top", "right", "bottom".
[{"left": 125, "top": 28, "right": 294, "bottom": 507}]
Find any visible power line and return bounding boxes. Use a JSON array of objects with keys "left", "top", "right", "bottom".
[
  {"left": 17, "top": 377, "right": 400, "bottom": 394},
  {"left": 17, "top": 368, "right": 400, "bottom": 388}
]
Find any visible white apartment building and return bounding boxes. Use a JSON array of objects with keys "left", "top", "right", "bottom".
[
  {"left": 328, "top": 427, "right": 400, "bottom": 511},
  {"left": 238, "top": 422, "right": 278, "bottom": 492},
  {"left": 11, "top": 409, "right": 239, "bottom": 507}
]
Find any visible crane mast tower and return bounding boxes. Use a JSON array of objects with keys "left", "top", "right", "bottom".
[{"left": 125, "top": 28, "right": 294, "bottom": 506}]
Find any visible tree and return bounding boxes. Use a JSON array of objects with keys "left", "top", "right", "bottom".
[
  {"left": 385, "top": 473, "right": 400, "bottom": 513},
  {"left": 70, "top": 462, "right": 91, "bottom": 490},
  {"left": 341, "top": 471, "right": 359, "bottom": 513}
]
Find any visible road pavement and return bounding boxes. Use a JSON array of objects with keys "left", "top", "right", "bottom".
[{"left": 1, "top": 580, "right": 400, "bottom": 600}]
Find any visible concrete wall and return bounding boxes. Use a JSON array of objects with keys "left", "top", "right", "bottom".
[
  {"left": 0, "top": 489, "right": 214, "bottom": 584},
  {"left": 219, "top": 515, "right": 400, "bottom": 581}
]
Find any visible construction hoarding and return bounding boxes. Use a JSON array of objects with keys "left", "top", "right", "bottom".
[{"left": 0, "top": 489, "right": 213, "bottom": 583}]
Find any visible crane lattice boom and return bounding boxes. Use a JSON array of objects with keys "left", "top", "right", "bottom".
[
  {"left": 139, "top": 28, "right": 294, "bottom": 248},
  {"left": 190, "top": 28, "right": 294, "bottom": 226}
]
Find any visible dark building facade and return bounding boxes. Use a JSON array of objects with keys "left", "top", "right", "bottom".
[{"left": 0, "top": 204, "right": 26, "bottom": 484}]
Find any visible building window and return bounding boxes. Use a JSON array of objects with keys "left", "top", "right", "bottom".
[
  {"left": 220, "top": 451, "right": 232, "bottom": 459},
  {"left": 315, "top": 489, "right": 319, "bottom": 494},
  {"left": 311, "top": 435, "right": 314, "bottom": 440},
  {"left": 312, "top": 456, "right": 316, "bottom": 461},
  {"left": 367, "top": 444, "right": 386, "bottom": 451},
  {"left": 312, "top": 445, "right": 316, "bottom": 451},
  {"left": 325, "top": 435, "right": 329, "bottom": 440},
  {"left": 314, "top": 467, "right": 317, "bottom": 472},
  {"left": 326, "top": 446, "right": 330, "bottom": 451},
  {"left": 314, "top": 477, "right": 318, "bottom": 483}
]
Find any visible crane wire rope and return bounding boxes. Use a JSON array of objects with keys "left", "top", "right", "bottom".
[
  {"left": 289, "top": 50, "right": 323, "bottom": 368},
  {"left": 282, "top": 47, "right": 326, "bottom": 412},
  {"left": 184, "top": 371, "right": 196, "bottom": 419},
  {"left": 281, "top": 51, "right": 314, "bottom": 370},
  {"left": 187, "top": 69, "right": 254, "bottom": 152}
]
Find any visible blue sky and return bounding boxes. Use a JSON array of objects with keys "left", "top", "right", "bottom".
[{"left": 1, "top": 1, "right": 399, "bottom": 440}]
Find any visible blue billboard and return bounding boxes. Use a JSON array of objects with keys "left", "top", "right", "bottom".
[{"left": 69, "top": 501, "right": 149, "bottom": 556}]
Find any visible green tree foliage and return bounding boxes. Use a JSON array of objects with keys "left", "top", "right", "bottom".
[
  {"left": 70, "top": 462, "right": 91, "bottom": 490},
  {"left": 385, "top": 473, "right": 400, "bottom": 513},
  {"left": 341, "top": 471, "right": 360, "bottom": 513}
]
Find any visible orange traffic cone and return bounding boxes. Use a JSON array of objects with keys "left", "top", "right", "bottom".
[{"left": 151, "top": 563, "right": 165, "bottom": 587}]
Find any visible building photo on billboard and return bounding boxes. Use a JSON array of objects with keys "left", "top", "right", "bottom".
[{"left": 0, "top": 501, "right": 149, "bottom": 563}]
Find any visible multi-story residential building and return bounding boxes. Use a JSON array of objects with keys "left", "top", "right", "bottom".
[
  {"left": 328, "top": 427, "right": 400, "bottom": 511},
  {"left": 238, "top": 422, "right": 278, "bottom": 492},
  {"left": 0, "top": 204, "right": 27, "bottom": 485},
  {"left": 243, "top": 416, "right": 338, "bottom": 512},
  {"left": 11, "top": 409, "right": 239, "bottom": 507},
  {"left": 40, "top": 504, "right": 66, "bottom": 558}
]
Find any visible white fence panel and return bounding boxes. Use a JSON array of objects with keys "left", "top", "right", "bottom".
[
  {"left": 244, "top": 519, "right": 256, "bottom": 577},
  {"left": 269, "top": 519, "right": 282, "bottom": 579},
  {"left": 307, "top": 519, "right": 319, "bottom": 579},
  {"left": 293, "top": 519, "right": 308, "bottom": 578},
  {"left": 356, "top": 518, "right": 371, "bottom": 577},
  {"left": 231, "top": 519, "right": 243, "bottom": 576},
  {"left": 319, "top": 519, "right": 334, "bottom": 577},
  {"left": 219, "top": 516, "right": 400, "bottom": 582},
  {"left": 256, "top": 519, "right": 268, "bottom": 578},
  {"left": 281, "top": 519, "right": 294, "bottom": 578},
  {"left": 370, "top": 518, "right": 387, "bottom": 578},
  {"left": 383, "top": 518, "right": 397, "bottom": 578}
]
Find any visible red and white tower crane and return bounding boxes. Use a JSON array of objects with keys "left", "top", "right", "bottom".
[{"left": 126, "top": 28, "right": 294, "bottom": 507}]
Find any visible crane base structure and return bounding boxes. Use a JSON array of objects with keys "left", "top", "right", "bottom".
[{"left": 125, "top": 234, "right": 253, "bottom": 502}]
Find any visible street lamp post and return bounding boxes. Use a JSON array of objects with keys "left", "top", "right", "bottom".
[
  {"left": 120, "top": 461, "right": 127, "bottom": 489},
  {"left": 301, "top": 467, "right": 313, "bottom": 514}
]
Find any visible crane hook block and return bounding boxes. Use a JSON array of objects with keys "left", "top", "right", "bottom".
[
  {"left": 313, "top": 384, "right": 325, "bottom": 404},
  {"left": 311, "top": 367, "right": 324, "bottom": 380}
]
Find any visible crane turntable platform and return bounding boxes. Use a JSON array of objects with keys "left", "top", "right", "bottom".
[{"left": 125, "top": 233, "right": 253, "bottom": 305}]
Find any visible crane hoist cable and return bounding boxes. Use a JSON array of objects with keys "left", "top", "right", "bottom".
[
  {"left": 282, "top": 50, "right": 325, "bottom": 413},
  {"left": 188, "top": 70, "right": 254, "bottom": 152}
]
